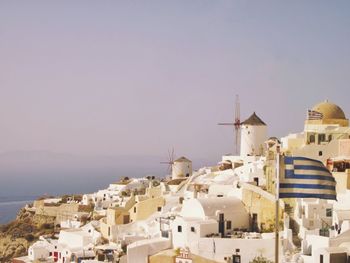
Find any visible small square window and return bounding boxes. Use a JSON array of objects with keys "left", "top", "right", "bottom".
[
  {"left": 319, "top": 151, "right": 323, "bottom": 156},
  {"left": 190, "top": 227, "right": 195, "bottom": 232},
  {"left": 178, "top": 225, "right": 182, "bottom": 232},
  {"left": 157, "top": 207, "right": 161, "bottom": 212}
]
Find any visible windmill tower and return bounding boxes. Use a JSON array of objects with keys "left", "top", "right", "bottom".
[
  {"left": 218, "top": 95, "right": 241, "bottom": 155},
  {"left": 240, "top": 112, "right": 267, "bottom": 157},
  {"left": 172, "top": 156, "right": 192, "bottom": 179}
]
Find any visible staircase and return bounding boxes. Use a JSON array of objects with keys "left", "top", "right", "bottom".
[{"left": 284, "top": 204, "right": 302, "bottom": 249}]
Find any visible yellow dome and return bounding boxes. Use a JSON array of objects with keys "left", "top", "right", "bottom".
[{"left": 312, "top": 101, "right": 346, "bottom": 120}]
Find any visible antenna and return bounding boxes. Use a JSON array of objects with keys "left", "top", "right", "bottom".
[
  {"left": 218, "top": 95, "right": 241, "bottom": 154},
  {"left": 160, "top": 147, "right": 175, "bottom": 175}
]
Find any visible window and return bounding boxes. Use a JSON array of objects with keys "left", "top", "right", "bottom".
[
  {"left": 227, "top": 220, "right": 232, "bottom": 230},
  {"left": 108, "top": 227, "right": 111, "bottom": 236},
  {"left": 186, "top": 173, "right": 189, "bottom": 177},
  {"left": 319, "top": 151, "right": 323, "bottom": 156},
  {"left": 134, "top": 207, "right": 136, "bottom": 213},
  {"left": 320, "top": 254, "right": 324, "bottom": 263},
  {"left": 191, "top": 226, "right": 195, "bottom": 232},
  {"left": 309, "top": 134, "right": 315, "bottom": 143},
  {"left": 178, "top": 225, "right": 182, "bottom": 232},
  {"left": 123, "top": 215, "right": 130, "bottom": 224},
  {"left": 318, "top": 134, "right": 326, "bottom": 143},
  {"left": 157, "top": 207, "right": 162, "bottom": 212},
  {"left": 326, "top": 208, "right": 332, "bottom": 217},
  {"left": 233, "top": 255, "right": 241, "bottom": 263}
]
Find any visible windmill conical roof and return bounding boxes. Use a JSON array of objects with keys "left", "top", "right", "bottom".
[
  {"left": 174, "top": 156, "right": 191, "bottom": 163},
  {"left": 241, "top": 112, "right": 266, "bottom": 126}
]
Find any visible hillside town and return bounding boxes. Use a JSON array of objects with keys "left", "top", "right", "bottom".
[{"left": 10, "top": 100, "right": 350, "bottom": 263}]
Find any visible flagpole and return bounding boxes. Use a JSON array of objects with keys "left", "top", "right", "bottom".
[{"left": 275, "top": 152, "right": 280, "bottom": 263}]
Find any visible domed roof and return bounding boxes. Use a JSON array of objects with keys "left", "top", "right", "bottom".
[{"left": 312, "top": 100, "right": 346, "bottom": 120}]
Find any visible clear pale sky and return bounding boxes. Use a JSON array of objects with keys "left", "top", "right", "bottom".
[{"left": 1, "top": 1, "right": 350, "bottom": 162}]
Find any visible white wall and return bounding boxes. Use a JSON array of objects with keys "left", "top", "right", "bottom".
[
  {"left": 240, "top": 125, "right": 267, "bottom": 157},
  {"left": 192, "top": 237, "right": 280, "bottom": 263},
  {"left": 291, "top": 139, "right": 339, "bottom": 163},
  {"left": 28, "top": 246, "right": 49, "bottom": 261},
  {"left": 171, "top": 217, "right": 218, "bottom": 248},
  {"left": 127, "top": 238, "right": 171, "bottom": 263},
  {"left": 58, "top": 230, "right": 92, "bottom": 249},
  {"left": 172, "top": 161, "right": 192, "bottom": 179},
  {"left": 304, "top": 235, "right": 330, "bottom": 259}
]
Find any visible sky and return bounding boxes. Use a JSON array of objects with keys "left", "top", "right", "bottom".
[{"left": 1, "top": 1, "right": 350, "bottom": 164}]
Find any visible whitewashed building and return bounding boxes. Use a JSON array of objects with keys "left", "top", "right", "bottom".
[{"left": 240, "top": 112, "right": 267, "bottom": 157}]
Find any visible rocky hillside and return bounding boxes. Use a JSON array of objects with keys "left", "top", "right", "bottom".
[{"left": 0, "top": 207, "right": 56, "bottom": 263}]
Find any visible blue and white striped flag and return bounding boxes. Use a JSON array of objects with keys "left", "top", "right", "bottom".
[
  {"left": 307, "top": 109, "right": 323, "bottom": 120},
  {"left": 279, "top": 156, "right": 337, "bottom": 200}
]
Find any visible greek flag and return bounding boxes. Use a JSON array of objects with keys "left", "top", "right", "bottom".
[
  {"left": 279, "top": 156, "right": 336, "bottom": 200},
  {"left": 307, "top": 109, "right": 323, "bottom": 120}
]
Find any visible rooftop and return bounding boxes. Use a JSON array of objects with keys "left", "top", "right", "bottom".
[
  {"left": 312, "top": 100, "right": 346, "bottom": 120},
  {"left": 241, "top": 112, "right": 266, "bottom": 126},
  {"left": 174, "top": 156, "right": 191, "bottom": 163}
]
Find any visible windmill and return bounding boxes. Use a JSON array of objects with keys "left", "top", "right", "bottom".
[
  {"left": 160, "top": 147, "right": 176, "bottom": 176},
  {"left": 218, "top": 95, "right": 241, "bottom": 155}
]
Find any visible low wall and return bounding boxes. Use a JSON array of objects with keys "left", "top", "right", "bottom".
[
  {"left": 127, "top": 238, "right": 171, "bottom": 263},
  {"left": 192, "top": 237, "right": 281, "bottom": 263}
]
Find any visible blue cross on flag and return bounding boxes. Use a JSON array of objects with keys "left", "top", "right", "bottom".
[{"left": 279, "top": 156, "right": 337, "bottom": 200}]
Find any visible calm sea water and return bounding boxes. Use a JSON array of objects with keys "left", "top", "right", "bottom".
[{"left": 0, "top": 196, "right": 37, "bottom": 224}]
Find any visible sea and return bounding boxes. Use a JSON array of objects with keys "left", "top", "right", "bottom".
[{"left": 0, "top": 196, "right": 38, "bottom": 224}]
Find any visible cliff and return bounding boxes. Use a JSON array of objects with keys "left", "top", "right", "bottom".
[{"left": 0, "top": 207, "right": 56, "bottom": 263}]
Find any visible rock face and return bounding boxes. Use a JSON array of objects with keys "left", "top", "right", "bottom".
[{"left": 0, "top": 208, "right": 56, "bottom": 263}]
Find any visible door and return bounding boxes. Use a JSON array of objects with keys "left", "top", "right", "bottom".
[{"left": 252, "top": 213, "right": 258, "bottom": 232}]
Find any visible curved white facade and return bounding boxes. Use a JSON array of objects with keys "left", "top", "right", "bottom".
[
  {"left": 172, "top": 158, "right": 192, "bottom": 179},
  {"left": 240, "top": 125, "right": 267, "bottom": 157}
]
